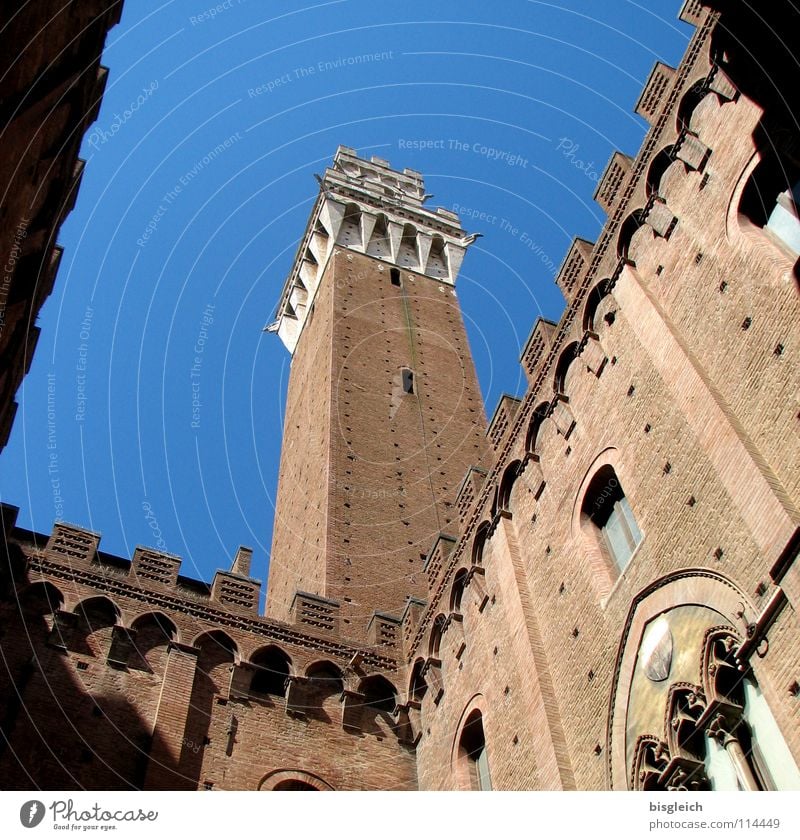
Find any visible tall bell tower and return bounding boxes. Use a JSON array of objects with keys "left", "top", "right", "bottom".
[{"left": 266, "top": 146, "right": 489, "bottom": 639}]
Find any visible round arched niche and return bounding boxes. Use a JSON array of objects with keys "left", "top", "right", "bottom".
[
  {"left": 259, "top": 769, "right": 334, "bottom": 791},
  {"left": 607, "top": 570, "right": 752, "bottom": 790}
]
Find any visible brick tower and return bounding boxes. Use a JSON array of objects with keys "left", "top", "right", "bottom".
[{"left": 266, "top": 146, "right": 490, "bottom": 639}]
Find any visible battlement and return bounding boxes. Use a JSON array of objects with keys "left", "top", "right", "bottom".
[{"left": 0, "top": 504, "right": 399, "bottom": 668}]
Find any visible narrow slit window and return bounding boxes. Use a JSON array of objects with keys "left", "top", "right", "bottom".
[
  {"left": 402, "top": 368, "right": 414, "bottom": 394},
  {"left": 390, "top": 267, "right": 401, "bottom": 286}
]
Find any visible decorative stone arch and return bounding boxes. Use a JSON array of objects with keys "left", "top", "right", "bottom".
[
  {"left": 427, "top": 233, "right": 449, "bottom": 278},
  {"left": 338, "top": 202, "right": 362, "bottom": 249},
  {"left": 258, "top": 769, "right": 335, "bottom": 791},
  {"left": 606, "top": 569, "right": 755, "bottom": 790},
  {"left": 397, "top": 222, "right": 421, "bottom": 269},
  {"left": 192, "top": 629, "right": 240, "bottom": 664}
]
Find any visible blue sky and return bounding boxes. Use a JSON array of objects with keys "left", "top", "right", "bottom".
[{"left": 0, "top": 0, "right": 694, "bottom": 591}]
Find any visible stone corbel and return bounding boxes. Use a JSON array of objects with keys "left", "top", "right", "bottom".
[
  {"left": 285, "top": 675, "right": 310, "bottom": 717},
  {"left": 445, "top": 612, "right": 466, "bottom": 659},
  {"left": 107, "top": 625, "right": 137, "bottom": 669},
  {"left": 466, "top": 566, "right": 490, "bottom": 612},
  {"left": 675, "top": 133, "right": 711, "bottom": 171},
  {"left": 549, "top": 395, "right": 575, "bottom": 439},
  {"left": 394, "top": 700, "right": 422, "bottom": 746},
  {"left": 646, "top": 198, "right": 678, "bottom": 239},
  {"left": 580, "top": 330, "right": 608, "bottom": 377},
  {"left": 47, "top": 609, "right": 78, "bottom": 651},
  {"left": 341, "top": 689, "right": 366, "bottom": 731},
  {"left": 422, "top": 657, "right": 444, "bottom": 705},
  {"left": 520, "top": 452, "right": 546, "bottom": 499},
  {"left": 708, "top": 66, "right": 737, "bottom": 101}
]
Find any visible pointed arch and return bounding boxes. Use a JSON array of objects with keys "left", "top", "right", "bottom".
[
  {"left": 250, "top": 645, "right": 292, "bottom": 697},
  {"left": 525, "top": 402, "right": 550, "bottom": 455},
  {"left": 19, "top": 581, "right": 64, "bottom": 615},
  {"left": 676, "top": 79, "right": 709, "bottom": 134},
  {"left": 646, "top": 146, "right": 677, "bottom": 199},
  {"left": 73, "top": 596, "right": 120, "bottom": 629},
  {"left": 472, "top": 521, "right": 491, "bottom": 567},
  {"left": 338, "top": 202, "right": 362, "bottom": 248},
  {"left": 397, "top": 223, "right": 420, "bottom": 269},
  {"left": 497, "top": 460, "right": 522, "bottom": 513},
  {"left": 617, "top": 209, "right": 647, "bottom": 261},
  {"left": 366, "top": 212, "right": 392, "bottom": 259},
  {"left": 583, "top": 279, "right": 614, "bottom": 331},
  {"left": 409, "top": 658, "right": 428, "bottom": 702},
  {"left": 450, "top": 568, "right": 469, "bottom": 613},
  {"left": 554, "top": 341, "right": 581, "bottom": 394},
  {"left": 193, "top": 629, "right": 239, "bottom": 661},
  {"left": 427, "top": 234, "right": 449, "bottom": 279}
]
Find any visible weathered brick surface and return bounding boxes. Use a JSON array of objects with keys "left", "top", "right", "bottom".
[{"left": 268, "top": 247, "right": 490, "bottom": 638}]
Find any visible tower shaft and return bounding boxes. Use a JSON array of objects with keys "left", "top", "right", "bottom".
[{"left": 266, "top": 147, "right": 489, "bottom": 637}]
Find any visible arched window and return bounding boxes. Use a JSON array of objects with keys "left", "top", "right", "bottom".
[
  {"left": 581, "top": 466, "right": 642, "bottom": 572},
  {"left": 459, "top": 710, "right": 491, "bottom": 791},
  {"left": 250, "top": 646, "right": 291, "bottom": 697}
]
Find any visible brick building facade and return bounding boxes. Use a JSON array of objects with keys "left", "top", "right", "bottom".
[
  {"left": 0, "top": 1, "right": 122, "bottom": 455},
  {"left": 1, "top": 1, "right": 799, "bottom": 790}
]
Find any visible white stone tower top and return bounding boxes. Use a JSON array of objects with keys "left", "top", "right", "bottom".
[{"left": 269, "top": 145, "right": 473, "bottom": 354}]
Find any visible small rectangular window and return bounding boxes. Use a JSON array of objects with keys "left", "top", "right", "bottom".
[
  {"left": 390, "top": 268, "right": 401, "bottom": 286},
  {"left": 402, "top": 368, "right": 414, "bottom": 394}
]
